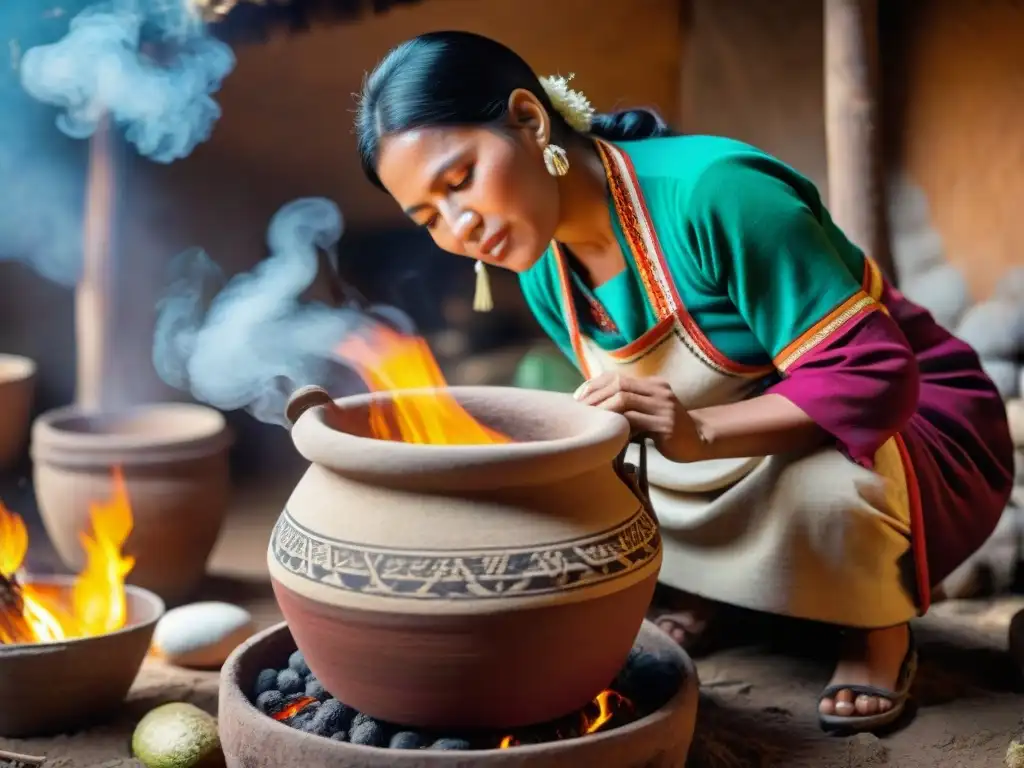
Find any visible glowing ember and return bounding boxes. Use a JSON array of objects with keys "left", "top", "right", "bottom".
[
  {"left": 498, "top": 689, "right": 633, "bottom": 748},
  {"left": 271, "top": 696, "right": 317, "bottom": 722},
  {"left": 337, "top": 326, "right": 511, "bottom": 445},
  {"left": 0, "top": 467, "right": 135, "bottom": 645}
]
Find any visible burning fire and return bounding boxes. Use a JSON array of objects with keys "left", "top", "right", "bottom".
[
  {"left": 338, "top": 326, "right": 511, "bottom": 445},
  {"left": 0, "top": 467, "right": 135, "bottom": 645},
  {"left": 268, "top": 688, "right": 631, "bottom": 748},
  {"left": 271, "top": 696, "right": 318, "bottom": 722},
  {"left": 498, "top": 689, "right": 632, "bottom": 748}
]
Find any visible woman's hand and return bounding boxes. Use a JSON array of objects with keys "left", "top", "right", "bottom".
[{"left": 574, "top": 373, "right": 706, "bottom": 463}]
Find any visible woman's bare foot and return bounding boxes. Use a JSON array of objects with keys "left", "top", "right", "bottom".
[
  {"left": 818, "top": 623, "right": 911, "bottom": 718},
  {"left": 648, "top": 589, "right": 717, "bottom": 652}
]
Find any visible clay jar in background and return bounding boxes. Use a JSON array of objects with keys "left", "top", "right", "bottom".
[
  {"left": 269, "top": 385, "right": 662, "bottom": 731},
  {"left": 0, "top": 354, "right": 37, "bottom": 470},
  {"left": 31, "top": 402, "right": 233, "bottom": 605}
]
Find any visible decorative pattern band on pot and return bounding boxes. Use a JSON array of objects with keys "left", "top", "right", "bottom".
[{"left": 271, "top": 504, "right": 661, "bottom": 600}]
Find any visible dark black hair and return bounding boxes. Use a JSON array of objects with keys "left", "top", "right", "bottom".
[{"left": 356, "top": 31, "right": 673, "bottom": 188}]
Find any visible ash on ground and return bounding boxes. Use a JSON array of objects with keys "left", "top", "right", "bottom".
[{"left": 250, "top": 646, "right": 683, "bottom": 750}]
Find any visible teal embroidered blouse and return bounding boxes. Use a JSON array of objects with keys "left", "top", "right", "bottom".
[{"left": 519, "top": 135, "right": 873, "bottom": 371}]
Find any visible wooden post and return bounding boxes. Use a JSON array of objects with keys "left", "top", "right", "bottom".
[
  {"left": 75, "top": 117, "right": 119, "bottom": 412},
  {"left": 824, "top": 0, "right": 896, "bottom": 282}
]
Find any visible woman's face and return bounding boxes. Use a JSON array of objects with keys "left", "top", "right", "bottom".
[{"left": 375, "top": 102, "right": 561, "bottom": 274}]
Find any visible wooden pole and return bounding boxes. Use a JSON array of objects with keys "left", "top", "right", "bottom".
[
  {"left": 824, "top": 0, "right": 896, "bottom": 282},
  {"left": 75, "top": 117, "right": 119, "bottom": 412}
]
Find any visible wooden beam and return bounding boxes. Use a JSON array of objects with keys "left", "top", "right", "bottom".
[
  {"left": 75, "top": 118, "right": 119, "bottom": 412},
  {"left": 824, "top": 0, "right": 896, "bottom": 282}
]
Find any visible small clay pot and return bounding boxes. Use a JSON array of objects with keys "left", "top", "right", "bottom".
[
  {"left": 0, "top": 578, "right": 164, "bottom": 738},
  {"left": 31, "top": 402, "right": 233, "bottom": 605},
  {"left": 219, "top": 620, "right": 698, "bottom": 768},
  {"left": 270, "top": 385, "right": 662, "bottom": 730},
  {"left": 0, "top": 354, "right": 36, "bottom": 470}
]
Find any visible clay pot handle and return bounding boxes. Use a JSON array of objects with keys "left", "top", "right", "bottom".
[
  {"left": 286, "top": 385, "right": 336, "bottom": 427},
  {"left": 614, "top": 437, "right": 652, "bottom": 512}
]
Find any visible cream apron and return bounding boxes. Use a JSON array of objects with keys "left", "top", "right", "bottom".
[{"left": 555, "top": 143, "right": 920, "bottom": 629}]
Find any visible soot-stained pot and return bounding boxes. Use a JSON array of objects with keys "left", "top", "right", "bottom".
[{"left": 268, "top": 385, "right": 662, "bottom": 730}]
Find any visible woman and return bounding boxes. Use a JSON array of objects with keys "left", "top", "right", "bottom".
[{"left": 355, "top": 31, "right": 1014, "bottom": 732}]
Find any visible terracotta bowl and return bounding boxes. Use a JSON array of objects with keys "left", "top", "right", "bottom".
[
  {"left": 0, "top": 578, "right": 164, "bottom": 738},
  {"left": 0, "top": 354, "right": 36, "bottom": 469},
  {"left": 31, "top": 402, "right": 233, "bottom": 604},
  {"left": 219, "top": 620, "right": 699, "bottom": 768}
]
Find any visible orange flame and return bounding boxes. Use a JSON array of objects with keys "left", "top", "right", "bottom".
[
  {"left": 497, "top": 689, "right": 632, "bottom": 749},
  {"left": 0, "top": 467, "right": 135, "bottom": 644},
  {"left": 337, "top": 326, "right": 510, "bottom": 445},
  {"left": 271, "top": 696, "right": 317, "bottom": 722},
  {"left": 582, "top": 690, "right": 628, "bottom": 735}
]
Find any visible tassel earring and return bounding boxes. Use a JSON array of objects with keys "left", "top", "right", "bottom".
[
  {"left": 543, "top": 144, "right": 570, "bottom": 177},
  {"left": 473, "top": 260, "right": 493, "bottom": 313}
]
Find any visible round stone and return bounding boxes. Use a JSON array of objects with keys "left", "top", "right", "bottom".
[
  {"left": 1007, "top": 399, "right": 1024, "bottom": 449},
  {"left": 153, "top": 602, "right": 255, "bottom": 670}
]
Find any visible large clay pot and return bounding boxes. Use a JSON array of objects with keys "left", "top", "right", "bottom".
[
  {"left": 31, "top": 402, "right": 232, "bottom": 604},
  {"left": 0, "top": 354, "right": 36, "bottom": 470},
  {"left": 269, "top": 385, "right": 662, "bottom": 731}
]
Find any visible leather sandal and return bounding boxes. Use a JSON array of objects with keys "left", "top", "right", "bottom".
[{"left": 818, "top": 628, "right": 917, "bottom": 734}]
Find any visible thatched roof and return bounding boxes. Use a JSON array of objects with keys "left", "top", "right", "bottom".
[{"left": 197, "top": 0, "right": 424, "bottom": 41}]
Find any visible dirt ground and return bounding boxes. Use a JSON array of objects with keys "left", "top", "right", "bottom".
[{"left": 2, "top": 477, "right": 1023, "bottom": 768}]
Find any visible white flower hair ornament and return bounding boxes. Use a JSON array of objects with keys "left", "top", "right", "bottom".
[{"left": 539, "top": 73, "right": 595, "bottom": 134}]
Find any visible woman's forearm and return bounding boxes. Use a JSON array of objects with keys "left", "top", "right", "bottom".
[{"left": 688, "top": 393, "right": 830, "bottom": 460}]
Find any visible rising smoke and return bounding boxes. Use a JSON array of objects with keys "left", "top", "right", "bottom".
[
  {"left": 0, "top": 0, "right": 234, "bottom": 285},
  {"left": 20, "top": 2, "right": 235, "bottom": 163},
  {"left": 153, "top": 197, "right": 401, "bottom": 428}
]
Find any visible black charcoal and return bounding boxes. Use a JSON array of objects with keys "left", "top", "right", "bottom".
[
  {"left": 310, "top": 699, "right": 348, "bottom": 735},
  {"left": 302, "top": 712, "right": 334, "bottom": 737},
  {"left": 276, "top": 668, "right": 304, "bottom": 696},
  {"left": 350, "top": 720, "right": 388, "bottom": 747},
  {"left": 615, "top": 652, "right": 682, "bottom": 711},
  {"left": 254, "top": 641, "right": 681, "bottom": 749},
  {"left": 288, "top": 649, "right": 311, "bottom": 677},
  {"left": 254, "top": 668, "right": 279, "bottom": 697},
  {"left": 431, "top": 738, "right": 471, "bottom": 750},
  {"left": 389, "top": 731, "right": 424, "bottom": 749},
  {"left": 350, "top": 712, "right": 373, "bottom": 730},
  {"left": 612, "top": 647, "right": 645, "bottom": 688},
  {"left": 255, "top": 690, "right": 284, "bottom": 715},
  {"left": 305, "top": 678, "right": 328, "bottom": 701}
]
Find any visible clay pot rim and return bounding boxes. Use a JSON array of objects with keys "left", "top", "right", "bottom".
[
  {"left": 292, "top": 386, "right": 630, "bottom": 489},
  {"left": 220, "top": 619, "right": 697, "bottom": 761},
  {"left": 0, "top": 354, "right": 36, "bottom": 385},
  {"left": 0, "top": 576, "right": 165, "bottom": 654},
  {"left": 31, "top": 402, "right": 233, "bottom": 465}
]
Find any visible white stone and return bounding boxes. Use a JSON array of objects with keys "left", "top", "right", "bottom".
[
  {"left": 892, "top": 229, "right": 946, "bottom": 281},
  {"left": 900, "top": 264, "right": 971, "bottom": 332},
  {"left": 981, "top": 360, "right": 1020, "bottom": 400},
  {"left": 956, "top": 299, "right": 1024, "bottom": 361},
  {"left": 940, "top": 500, "right": 1022, "bottom": 599},
  {"left": 1008, "top": 400, "right": 1024, "bottom": 450},
  {"left": 152, "top": 602, "right": 255, "bottom": 669},
  {"left": 888, "top": 174, "right": 946, "bottom": 279}
]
